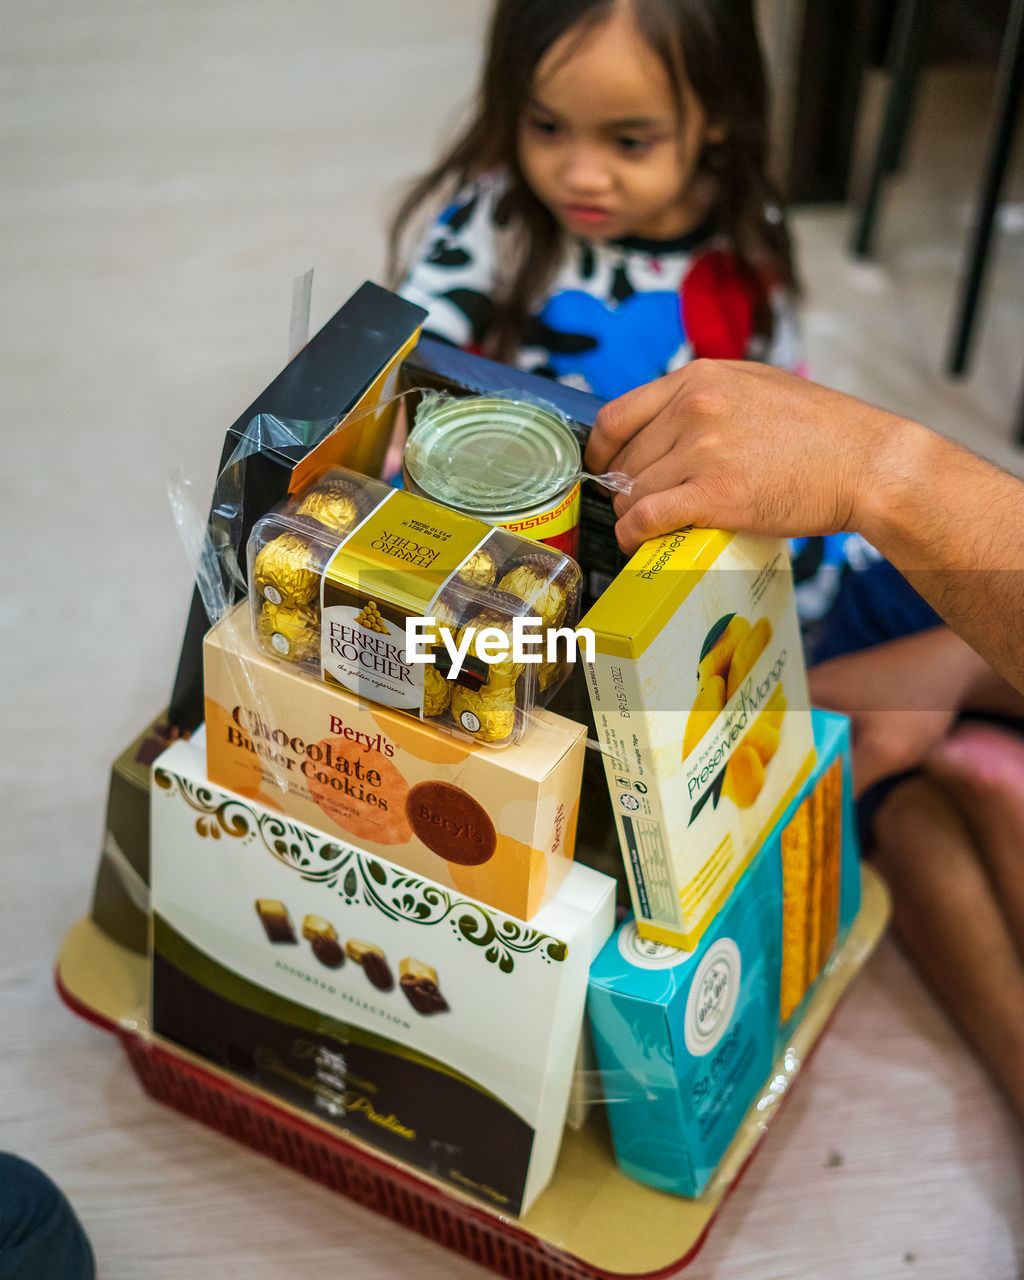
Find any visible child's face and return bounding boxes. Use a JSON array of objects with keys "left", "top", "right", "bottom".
[{"left": 517, "top": 7, "right": 720, "bottom": 243}]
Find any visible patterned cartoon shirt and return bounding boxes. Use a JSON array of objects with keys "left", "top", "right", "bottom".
[{"left": 398, "top": 172, "right": 803, "bottom": 400}]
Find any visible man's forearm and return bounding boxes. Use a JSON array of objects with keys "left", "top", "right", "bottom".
[{"left": 856, "top": 421, "right": 1024, "bottom": 694}]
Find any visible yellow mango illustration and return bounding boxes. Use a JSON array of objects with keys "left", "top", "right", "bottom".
[
  {"left": 723, "top": 744, "right": 766, "bottom": 808},
  {"left": 754, "top": 684, "right": 787, "bottom": 735},
  {"left": 743, "top": 718, "right": 780, "bottom": 767},
  {"left": 741, "top": 686, "right": 786, "bottom": 764},
  {"left": 696, "top": 615, "right": 751, "bottom": 689},
  {"left": 682, "top": 675, "right": 726, "bottom": 761},
  {"left": 726, "top": 617, "right": 773, "bottom": 700}
]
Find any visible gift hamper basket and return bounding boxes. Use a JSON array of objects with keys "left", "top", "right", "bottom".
[{"left": 62, "top": 282, "right": 890, "bottom": 1278}]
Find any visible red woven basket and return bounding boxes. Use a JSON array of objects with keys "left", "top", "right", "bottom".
[{"left": 58, "top": 969, "right": 699, "bottom": 1280}]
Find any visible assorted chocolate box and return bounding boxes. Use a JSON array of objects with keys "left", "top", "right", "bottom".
[
  {"left": 85, "top": 280, "right": 865, "bottom": 1218},
  {"left": 151, "top": 732, "right": 614, "bottom": 1215}
]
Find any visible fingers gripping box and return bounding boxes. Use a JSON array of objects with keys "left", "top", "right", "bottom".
[
  {"left": 150, "top": 735, "right": 615, "bottom": 1216},
  {"left": 581, "top": 529, "right": 817, "bottom": 950},
  {"left": 204, "top": 604, "right": 585, "bottom": 921},
  {"left": 586, "top": 710, "right": 861, "bottom": 1197}
]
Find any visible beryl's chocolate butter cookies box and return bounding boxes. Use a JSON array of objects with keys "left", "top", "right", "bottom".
[
  {"left": 149, "top": 734, "right": 615, "bottom": 1215},
  {"left": 204, "top": 604, "right": 586, "bottom": 921},
  {"left": 581, "top": 530, "right": 816, "bottom": 950}
]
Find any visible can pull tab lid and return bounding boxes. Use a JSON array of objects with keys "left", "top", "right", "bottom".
[{"left": 407, "top": 390, "right": 633, "bottom": 510}]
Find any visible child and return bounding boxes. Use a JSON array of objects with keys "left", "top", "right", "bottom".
[{"left": 389, "top": 0, "right": 803, "bottom": 402}]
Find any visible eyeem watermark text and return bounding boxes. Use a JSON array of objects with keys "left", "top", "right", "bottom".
[{"left": 406, "top": 616, "right": 595, "bottom": 680}]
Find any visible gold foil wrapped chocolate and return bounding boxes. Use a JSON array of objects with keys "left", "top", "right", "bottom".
[
  {"left": 428, "top": 596, "right": 462, "bottom": 637},
  {"left": 497, "top": 563, "right": 569, "bottom": 630},
  {"left": 457, "top": 546, "right": 498, "bottom": 590},
  {"left": 295, "top": 489, "right": 360, "bottom": 537},
  {"left": 253, "top": 532, "right": 322, "bottom": 608},
  {"left": 420, "top": 598, "right": 460, "bottom": 717},
  {"left": 423, "top": 664, "right": 452, "bottom": 717},
  {"left": 456, "top": 608, "right": 524, "bottom": 688},
  {"left": 538, "top": 657, "right": 562, "bottom": 692},
  {"left": 451, "top": 683, "right": 517, "bottom": 742},
  {"left": 257, "top": 602, "right": 320, "bottom": 663}
]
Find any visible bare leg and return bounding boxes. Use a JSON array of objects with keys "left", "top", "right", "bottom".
[
  {"left": 872, "top": 773, "right": 1024, "bottom": 1121},
  {"left": 926, "top": 722, "right": 1024, "bottom": 961}
]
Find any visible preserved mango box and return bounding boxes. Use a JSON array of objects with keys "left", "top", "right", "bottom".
[
  {"left": 150, "top": 733, "right": 615, "bottom": 1216},
  {"left": 581, "top": 529, "right": 816, "bottom": 950},
  {"left": 204, "top": 604, "right": 586, "bottom": 921},
  {"left": 586, "top": 710, "right": 860, "bottom": 1197}
]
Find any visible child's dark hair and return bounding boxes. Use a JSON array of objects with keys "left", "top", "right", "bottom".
[{"left": 388, "top": 0, "right": 796, "bottom": 362}]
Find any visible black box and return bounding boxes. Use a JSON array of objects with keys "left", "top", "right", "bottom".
[{"left": 168, "top": 282, "right": 426, "bottom": 731}]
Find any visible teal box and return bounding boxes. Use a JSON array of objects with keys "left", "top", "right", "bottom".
[{"left": 586, "top": 710, "right": 860, "bottom": 1196}]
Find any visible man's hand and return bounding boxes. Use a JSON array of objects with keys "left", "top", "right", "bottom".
[
  {"left": 584, "top": 360, "right": 1024, "bottom": 697},
  {"left": 585, "top": 360, "right": 918, "bottom": 554}
]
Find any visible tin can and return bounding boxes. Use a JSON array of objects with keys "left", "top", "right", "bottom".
[{"left": 403, "top": 396, "right": 582, "bottom": 557}]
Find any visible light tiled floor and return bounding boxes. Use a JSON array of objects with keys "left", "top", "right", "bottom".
[{"left": 3, "top": 4, "right": 1024, "bottom": 1277}]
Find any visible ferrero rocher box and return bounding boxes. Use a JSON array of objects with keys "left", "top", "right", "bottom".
[
  {"left": 246, "top": 465, "right": 581, "bottom": 748},
  {"left": 581, "top": 530, "right": 816, "bottom": 951},
  {"left": 150, "top": 733, "right": 615, "bottom": 1216},
  {"left": 586, "top": 710, "right": 860, "bottom": 1197},
  {"left": 204, "top": 604, "right": 586, "bottom": 920}
]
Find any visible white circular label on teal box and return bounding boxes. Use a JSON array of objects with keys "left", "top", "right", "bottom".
[
  {"left": 684, "top": 938, "right": 741, "bottom": 1057},
  {"left": 617, "top": 921, "right": 691, "bottom": 970}
]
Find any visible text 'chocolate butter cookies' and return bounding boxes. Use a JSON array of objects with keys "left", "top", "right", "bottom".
[{"left": 405, "top": 780, "right": 497, "bottom": 866}]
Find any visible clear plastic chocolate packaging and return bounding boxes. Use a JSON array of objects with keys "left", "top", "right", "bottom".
[{"left": 246, "top": 465, "right": 581, "bottom": 746}]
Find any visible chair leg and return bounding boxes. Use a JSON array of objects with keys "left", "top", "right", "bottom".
[
  {"left": 851, "top": 0, "right": 934, "bottom": 259},
  {"left": 947, "top": 0, "right": 1024, "bottom": 377},
  {"left": 1015, "top": 366, "right": 1024, "bottom": 447}
]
